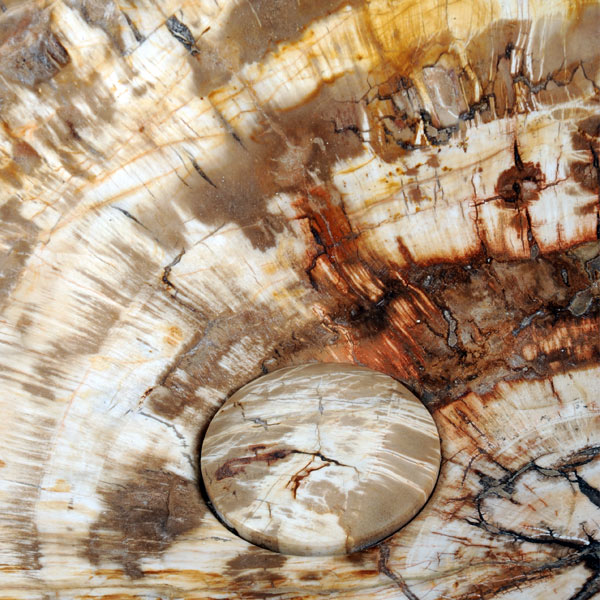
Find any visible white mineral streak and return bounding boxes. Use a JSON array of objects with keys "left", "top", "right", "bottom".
[{"left": 0, "top": 0, "right": 598, "bottom": 597}]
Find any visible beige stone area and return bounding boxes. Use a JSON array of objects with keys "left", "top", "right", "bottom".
[
  {"left": 0, "top": 0, "right": 599, "bottom": 598},
  {"left": 201, "top": 363, "right": 440, "bottom": 555}
]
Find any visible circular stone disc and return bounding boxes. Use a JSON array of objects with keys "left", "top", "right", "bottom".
[{"left": 200, "top": 363, "right": 441, "bottom": 556}]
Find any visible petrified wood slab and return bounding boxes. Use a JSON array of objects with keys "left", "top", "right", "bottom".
[{"left": 0, "top": 0, "right": 599, "bottom": 598}]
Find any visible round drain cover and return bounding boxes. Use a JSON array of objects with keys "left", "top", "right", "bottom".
[{"left": 200, "top": 363, "right": 441, "bottom": 555}]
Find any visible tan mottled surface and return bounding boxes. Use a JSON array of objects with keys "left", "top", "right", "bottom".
[
  {"left": 202, "top": 363, "right": 440, "bottom": 555},
  {"left": 0, "top": 0, "right": 599, "bottom": 598}
]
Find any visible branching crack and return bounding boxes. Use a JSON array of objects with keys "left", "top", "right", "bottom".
[
  {"left": 160, "top": 249, "right": 204, "bottom": 318},
  {"left": 162, "top": 249, "right": 185, "bottom": 291},
  {"left": 215, "top": 436, "right": 357, "bottom": 487},
  {"left": 235, "top": 400, "right": 280, "bottom": 429},
  {"left": 286, "top": 455, "right": 330, "bottom": 498},
  {"left": 139, "top": 410, "right": 194, "bottom": 471},
  {"left": 378, "top": 543, "right": 420, "bottom": 600},
  {"left": 465, "top": 445, "right": 600, "bottom": 599}
]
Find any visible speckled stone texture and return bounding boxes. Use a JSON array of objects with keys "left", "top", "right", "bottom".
[{"left": 201, "top": 363, "right": 441, "bottom": 555}]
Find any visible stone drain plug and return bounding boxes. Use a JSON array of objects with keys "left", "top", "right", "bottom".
[{"left": 200, "top": 363, "right": 441, "bottom": 556}]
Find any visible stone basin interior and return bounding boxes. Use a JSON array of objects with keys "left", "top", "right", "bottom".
[{"left": 0, "top": 1, "right": 599, "bottom": 598}]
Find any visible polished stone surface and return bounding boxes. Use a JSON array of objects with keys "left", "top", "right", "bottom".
[{"left": 201, "top": 363, "right": 441, "bottom": 555}]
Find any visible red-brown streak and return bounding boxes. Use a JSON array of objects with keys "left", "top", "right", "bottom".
[{"left": 215, "top": 448, "right": 293, "bottom": 480}]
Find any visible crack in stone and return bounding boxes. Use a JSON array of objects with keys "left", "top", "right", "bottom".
[
  {"left": 190, "top": 157, "right": 217, "bottom": 188},
  {"left": 122, "top": 11, "right": 144, "bottom": 44},
  {"left": 139, "top": 410, "right": 195, "bottom": 471},
  {"left": 162, "top": 249, "right": 185, "bottom": 291},
  {"left": 442, "top": 308, "right": 458, "bottom": 348},
  {"left": 113, "top": 206, "right": 146, "bottom": 229},
  {"left": 512, "top": 309, "right": 547, "bottom": 336},
  {"left": 286, "top": 455, "right": 330, "bottom": 499},
  {"left": 377, "top": 543, "right": 420, "bottom": 600},
  {"left": 215, "top": 444, "right": 357, "bottom": 483},
  {"left": 160, "top": 249, "right": 205, "bottom": 317},
  {"left": 236, "top": 400, "right": 281, "bottom": 430},
  {"left": 365, "top": 57, "right": 589, "bottom": 156},
  {"left": 465, "top": 446, "right": 600, "bottom": 599}
]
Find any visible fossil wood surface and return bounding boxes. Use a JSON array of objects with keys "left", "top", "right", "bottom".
[{"left": 0, "top": 0, "right": 599, "bottom": 598}]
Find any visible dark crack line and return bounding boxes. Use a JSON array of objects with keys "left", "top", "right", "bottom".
[
  {"left": 471, "top": 191, "right": 490, "bottom": 258},
  {"left": 296, "top": 212, "right": 365, "bottom": 297},
  {"left": 236, "top": 401, "right": 280, "bottom": 429},
  {"left": 378, "top": 544, "right": 420, "bottom": 600},
  {"left": 113, "top": 206, "right": 146, "bottom": 229},
  {"left": 469, "top": 510, "right": 589, "bottom": 552},
  {"left": 161, "top": 249, "right": 205, "bottom": 318},
  {"left": 524, "top": 206, "right": 540, "bottom": 259},
  {"left": 123, "top": 12, "right": 145, "bottom": 43},
  {"left": 465, "top": 445, "right": 600, "bottom": 598},
  {"left": 210, "top": 102, "right": 245, "bottom": 148},
  {"left": 297, "top": 449, "right": 356, "bottom": 472},
  {"left": 162, "top": 249, "right": 185, "bottom": 291},
  {"left": 512, "top": 60, "right": 586, "bottom": 96},
  {"left": 112, "top": 206, "right": 165, "bottom": 246},
  {"left": 332, "top": 122, "right": 366, "bottom": 141},
  {"left": 575, "top": 474, "right": 600, "bottom": 510},
  {"left": 471, "top": 176, "right": 566, "bottom": 208},
  {"left": 215, "top": 443, "right": 358, "bottom": 482},
  {"left": 138, "top": 411, "right": 194, "bottom": 471},
  {"left": 473, "top": 447, "right": 600, "bottom": 509},
  {"left": 570, "top": 570, "right": 600, "bottom": 600},
  {"left": 363, "top": 58, "right": 584, "bottom": 154},
  {"left": 305, "top": 221, "right": 327, "bottom": 290},
  {"left": 190, "top": 157, "right": 217, "bottom": 187}
]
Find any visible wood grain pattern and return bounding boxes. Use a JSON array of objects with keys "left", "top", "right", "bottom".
[{"left": 0, "top": 0, "right": 598, "bottom": 598}]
